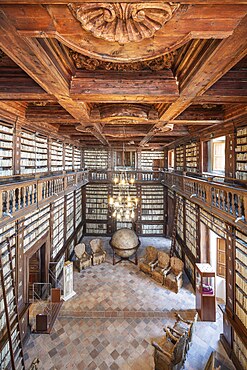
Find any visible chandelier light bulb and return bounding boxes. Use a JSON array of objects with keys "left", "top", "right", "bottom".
[
  {"left": 114, "top": 176, "right": 119, "bottom": 184},
  {"left": 109, "top": 197, "right": 114, "bottom": 205},
  {"left": 131, "top": 210, "right": 135, "bottom": 219},
  {"left": 130, "top": 177, "right": 135, "bottom": 185},
  {"left": 113, "top": 210, "right": 117, "bottom": 218}
]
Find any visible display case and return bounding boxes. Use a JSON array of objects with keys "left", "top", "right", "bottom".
[{"left": 195, "top": 263, "right": 216, "bottom": 321}]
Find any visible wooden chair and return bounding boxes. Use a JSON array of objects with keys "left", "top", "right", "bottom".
[
  {"left": 168, "top": 312, "right": 198, "bottom": 355},
  {"left": 151, "top": 251, "right": 170, "bottom": 284},
  {"left": 164, "top": 256, "right": 184, "bottom": 293},
  {"left": 152, "top": 328, "right": 187, "bottom": 370},
  {"left": 74, "top": 243, "right": 92, "bottom": 272},
  {"left": 90, "top": 238, "right": 106, "bottom": 265},
  {"left": 139, "top": 246, "right": 158, "bottom": 275}
]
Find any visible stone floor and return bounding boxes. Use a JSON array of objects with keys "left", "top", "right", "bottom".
[{"left": 24, "top": 237, "right": 236, "bottom": 370}]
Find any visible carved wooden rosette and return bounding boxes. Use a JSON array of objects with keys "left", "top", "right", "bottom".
[{"left": 69, "top": 2, "right": 180, "bottom": 44}]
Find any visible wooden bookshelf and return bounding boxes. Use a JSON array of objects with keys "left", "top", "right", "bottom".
[
  {"left": 64, "top": 144, "right": 73, "bottom": 171},
  {"left": 185, "top": 200, "right": 198, "bottom": 258},
  {"left": 84, "top": 149, "right": 108, "bottom": 169},
  {"left": 177, "top": 195, "right": 184, "bottom": 241},
  {"left": 51, "top": 140, "right": 64, "bottom": 172},
  {"left": 184, "top": 254, "right": 195, "bottom": 286},
  {"left": 175, "top": 145, "right": 184, "bottom": 172},
  {"left": 74, "top": 147, "right": 82, "bottom": 170},
  {"left": 235, "top": 126, "right": 247, "bottom": 181},
  {"left": 35, "top": 134, "right": 48, "bottom": 173},
  {"left": 0, "top": 120, "right": 14, "bottom": 177},
  {"left": 52, "top": 197, "right": 64, "bottom": 259},
  {"left": 85, "top": 184, "right": 108, "bottom": 234},
  {"left": 235, "top": 230, "right": 247, "bottom": 330},
  {"left": 66, "top": 192, "right": 74, "bottom": 239},
  {"left": 23, "top": 205, "right": 50, "bottom": 252},
  {"left": 185, "top": 142, "right": 199, "bottom": 173},
  {"left": 140, "top": 150, "right": 164, "bottom": 170},
  {"left": 140, "top": 185, "right": 164, "bottom": 235},
  {"left": 20, "top": 130, "right": 36, "bottom": 174},
  {"left": 233, "top": 331, "right": 247, "bottom": 370},
  {"left": 75, "top": 188, "right": 82, "bottom": 228}
]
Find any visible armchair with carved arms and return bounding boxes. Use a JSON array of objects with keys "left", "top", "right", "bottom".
[
  {"left": 139, "top": 246, "right": 158, "bottom": 275},
  {"left": 168, "top": 312, "right": 198, "bottom": 356},
  {"left": 74, "top": 243, "right": 92, "bottom": 272},
  {"left": 90, "top": 238, "right": 106, "bottom": 265},
  {"left": 164, "top": 256, "right": 184, "bottom": 293},
  {"left": 152, "top": 328, "right": 187, "bottom": 370},
  {"left": 151, "top": 251, "right": 170, "bottom": 284}
]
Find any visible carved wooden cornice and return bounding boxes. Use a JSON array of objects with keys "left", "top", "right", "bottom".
[
  {"left": 68, "top": 2, "right": 180, "bottom": 44},
  {"left": 69, "top": 49, "right": 177, "bottom": 71}
]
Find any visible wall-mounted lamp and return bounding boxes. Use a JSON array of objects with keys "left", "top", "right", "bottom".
[
  {"left": 190, "top": 194, "right": 197, "bottom": 198},
  {"left": 171, "top": 185, "right": 176, "bottom": 188},
  {"left": 235, "top": 215, "right": 245, "bottom": 223}
]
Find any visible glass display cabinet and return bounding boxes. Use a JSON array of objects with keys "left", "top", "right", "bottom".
[{"left": 195, "top": 263, "right": 216, "bottom": 321}]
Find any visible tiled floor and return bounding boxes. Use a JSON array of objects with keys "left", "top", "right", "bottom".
[{"left": 24, "top": 237, "right": 235, "bottom": 370}]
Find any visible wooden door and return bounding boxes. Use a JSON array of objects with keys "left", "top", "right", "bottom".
[{"left": 217, "top": 238, "right": 226, "bottom": 278}]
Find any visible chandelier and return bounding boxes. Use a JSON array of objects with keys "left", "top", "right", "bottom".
[{"left": 109, "top": 136, "right": 138, "bottom": 220}]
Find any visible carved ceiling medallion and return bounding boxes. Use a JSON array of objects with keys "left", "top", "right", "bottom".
[{"left": 69, "top": 2, "right": 180, "bottom": 44}]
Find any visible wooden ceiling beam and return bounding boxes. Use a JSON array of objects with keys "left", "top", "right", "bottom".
[
  {"left": 0, "top": 10, "right": 109, "bottom": 145},
  {"left": 140, "top": 14, "right": 247, "bottom": 146}
]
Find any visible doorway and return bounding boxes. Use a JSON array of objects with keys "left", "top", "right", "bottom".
[
  {"left": 29, "top": 243, "right": 46, "bottom": 300},
  {"left": 200, "top": 223, "right": 226, "bottom": 303}
]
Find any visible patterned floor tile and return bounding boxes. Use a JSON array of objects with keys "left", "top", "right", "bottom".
[{"left": 24, "top": 237, "right": 236, "bottom": 370}]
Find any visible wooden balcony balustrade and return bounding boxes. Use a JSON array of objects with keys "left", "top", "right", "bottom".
[
  {"left": 162, "top": 171, "right": 247, "bottom": 230},
  {"left": 88, "top": 169, "right": 162, "bottom": 182},
  {"left": 0, "top": 171, "right": 89, "bottom": 222}
]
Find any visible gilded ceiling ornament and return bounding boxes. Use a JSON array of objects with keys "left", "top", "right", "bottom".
[
  {"left": 68, "top": 2, "right": 180, "bottom": 44},
  {"left": 69, "top": 50, "right": 177, "bottom": 71}
]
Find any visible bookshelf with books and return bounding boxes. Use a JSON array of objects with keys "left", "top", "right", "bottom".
[
  {"left": 74, "top": 147, "right": 82, "bottom": 170},
  {"left": 233, "top": 331, "right": 247, "bottom": 370},
  {"left": 185, "top": 142, "right": 199, "bottom": 173},
  {"left": 235, "top": 126, "right": 247, "bottom": 181},
  {"left": 0, "top": 120, "right": 14, "bottom": 177},
  {"left": 84, "top": 149, "right": 108, "bottom": 169},
  {"left": 140, "top": 185, "right": 164, "bottom": 235},
  {"left": 85, "top": 184, "right": 108, "bottom": 234},
  {"left": 235, "top": 229, "right": 247, "bottom": 330},
  {"left": 185, "top": 200, "right": 199, "bottom": 259},
  {"left": 20, "top": 130, "right": 36, "bottom": 174},
  {"left": 65, "top": 144, "right": 73, "bottom": 171},
  {"left": 66, "top": 192, "right": 74, "bottom": 240},
  {"left": 140, "top": 150, "right": 164, "bottom": 170},
  {"left": 176, "top": 195, "right": 184, "bottom": 241},
  {"left": 52, "top": 197, "right": 64, "bottom": 259},
  {"left": 50, "top": 140, "right": 64, "bottom": 172},
  {"left": 75, "top": 188, "right": 83, "bottom": 228},
  {"left": 175, "top": 145, "right": 184, "bottom": 172},
  {"left": 23, "top": 205, "right": 50, "bottom": 252},
  {"left": 35, "top": 134, "right": 48, "bottom": 173}
]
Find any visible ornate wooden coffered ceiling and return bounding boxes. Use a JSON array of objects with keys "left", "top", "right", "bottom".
[{"left": 0, "top": 1, "right": 246, "bottom": 148}]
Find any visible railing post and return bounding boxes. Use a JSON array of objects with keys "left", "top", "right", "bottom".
[
  {"left": 0, "top": 190, "right": 2, "bottom": 217},
  {"left": 37, "top": 180, "right": 43, "bottom": 205}
]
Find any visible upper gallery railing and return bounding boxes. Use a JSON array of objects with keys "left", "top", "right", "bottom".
[
  {"left": 88, "top": 169, "right": 162, "bottom": 182},
  {"left": 162, "top": 171, "right": 247, "bottom": 227},
  {"left": 0, "top": 171, "right": 89, "bottom": 221}
]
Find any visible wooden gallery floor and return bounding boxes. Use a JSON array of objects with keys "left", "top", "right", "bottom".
[{"left": 24, "top": 237, "right": 235, "bottom": 370}]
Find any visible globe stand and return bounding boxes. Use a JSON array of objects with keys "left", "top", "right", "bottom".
[{"left": 112, "top": 249, "right": 138, "bottom": 266}]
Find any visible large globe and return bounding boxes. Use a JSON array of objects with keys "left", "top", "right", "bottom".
[{"left": 110, "top": 228, "right": 140, "bottom": 258}]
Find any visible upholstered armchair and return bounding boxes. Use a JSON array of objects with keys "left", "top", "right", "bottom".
[
  {"left": 139, "top": 246, "right": 158, "bottom": 275},
  {"left": 74, "top": 243, "right": 92, "bottom": 272},
  {"left": 152, "top": 328, "right": 187, "bottom": 370},
  {"left": 90, "top": 238, "right": 106, "bottom": 265},
  {"left": 171, "top": 312, "right": 198, "bottom": 355},
  {"left": 151, "top": 251, "right": 170, "bottom": 284},
  {"left": 164, "top": 257, "right": 184, "bottom": 293}
]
